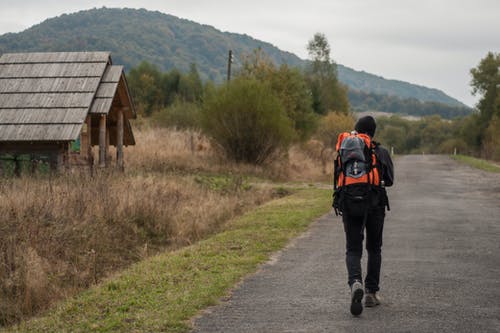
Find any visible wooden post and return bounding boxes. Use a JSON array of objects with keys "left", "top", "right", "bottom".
[
  {"left": 99, "top": 114, "right": 106, "bottom": 168},
  {"left": 116, "top": 108, "right": 124, "bottom": 171},
  {"left": 86, "top": 116, "right": 94, "bottom": 170}
]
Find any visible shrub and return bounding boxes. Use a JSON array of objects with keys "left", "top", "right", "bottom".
[
  {"left": 151, "top": 100, "right": 201, "bottom": 129},
  {"left": 201, "top": 78, "right": 294, "bottom": 164}
]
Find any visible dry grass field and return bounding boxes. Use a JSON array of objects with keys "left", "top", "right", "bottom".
[{"left": 0, "top": 126, "right": 328, "bottom": 326}]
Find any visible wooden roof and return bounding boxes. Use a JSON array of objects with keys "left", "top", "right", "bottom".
[{"left": 0, "top": 52, "right": 136, "bottom": 143}]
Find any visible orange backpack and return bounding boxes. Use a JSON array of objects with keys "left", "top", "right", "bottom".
[
  {"left": 333, "top": 131, "right": 381, "bottom": 216},
  {"left": 335, "top": 131, "right": 380, "bottom": 188}
]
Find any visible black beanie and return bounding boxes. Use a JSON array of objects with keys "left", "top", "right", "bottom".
[{"left": 355, "top": 116, "right": 376, "bottom": 138}]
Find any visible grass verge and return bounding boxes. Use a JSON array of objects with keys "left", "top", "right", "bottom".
[
  {"left": 451, "top": 155, "right": 500, "bottom": 173},
  {"left": 5, "top": 187, "right": 331, "bottom": 333}
]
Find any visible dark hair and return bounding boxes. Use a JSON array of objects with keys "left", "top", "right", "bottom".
[{"left": 355, "top": 116, "right": 376, "bottom": 138}]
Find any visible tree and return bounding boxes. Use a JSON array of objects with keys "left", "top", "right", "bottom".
[
  {"left": 178, "top": 63, "right": 204, "bottom": 103},
  {"left": 470, "top": 52, "right": 500, "bottom": 159},
  {"left": 201, "top": 78, "right": 294, "bottom": 164},
  {"left": 127, "top": 62, "right": 206, "bottom": 118},
  {"left": 237, "top": 49, "right": 317, "bottom": 141},
  {"left": 471, "top": 52, "right": 500, "bottom": 124},
  {"left": 161, "top": 69, "right": 181, "bottom": 105},
  {"left": 127, "top": 61, "right": 163, "bottom": 115},
  {"left": 306, "top": 33, "right": 349, "bottom": 115}
]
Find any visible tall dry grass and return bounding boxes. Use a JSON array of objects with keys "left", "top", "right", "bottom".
[
  {"left": 0, "top": 126, "right": 327, "bottom": 326},
  {"left": 0, "top": 172, "right": 274, "bottom": 325},
  {"left": 127, "top": 126, "right": 328, "bottom": 181}
]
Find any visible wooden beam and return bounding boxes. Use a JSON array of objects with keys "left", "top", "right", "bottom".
[
  {"left": 116, "top": 108, "right": 124, "bottom": 171},
  {"left": 99, "top": 114, "right": 106, "bottom": 168}
]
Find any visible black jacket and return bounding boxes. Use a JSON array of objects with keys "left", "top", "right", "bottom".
[{"left": 373, "top": 142, "right": 394, "bottom": 187}]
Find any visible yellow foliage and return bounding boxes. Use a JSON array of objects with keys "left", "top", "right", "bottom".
[{"left": 315, "top": 112, "right": 355, "bottom": 149}]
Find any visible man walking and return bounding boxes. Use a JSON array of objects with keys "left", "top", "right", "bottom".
[{"left": 333, "top": 116, "right": 394, "bottom": 316}]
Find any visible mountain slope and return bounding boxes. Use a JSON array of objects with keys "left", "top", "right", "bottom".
[
  {"left": 337, "top": 65, "right": 466, "bottom": 108},
  {"left": 0, "top": 7, "right": 469, "bottom": 112}
]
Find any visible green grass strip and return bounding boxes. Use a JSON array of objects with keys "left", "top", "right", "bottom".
[
  {"left": 6, "top": 188, "right": 331, "bottom": 333},
  {"left": 451, "top": 154, "right": 500, "bottom": 173}
]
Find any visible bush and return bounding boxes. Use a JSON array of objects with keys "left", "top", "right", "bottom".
[
  {"left": 151, "top": 100, "right": 201, "bottom": 129},
  {"left": 437, "top": 138, "right": 469, "bottom": 155},
  {"left": 201, "top": 78, "right": 294, "bottom": 164}
]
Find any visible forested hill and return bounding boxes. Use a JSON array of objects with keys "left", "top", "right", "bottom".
[
  {"left": 337, "top": 65, "right": 465, "bottom": 108},
  {"left": 0, "top": 7, "right": 470, "bottom": 115},
  {"left": 0, "top": 8, "right": 302, "bottom": 81}
]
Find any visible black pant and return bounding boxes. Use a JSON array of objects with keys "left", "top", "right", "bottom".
[{"left": 342, "top": 207, "right": 385, "bottom": 293}]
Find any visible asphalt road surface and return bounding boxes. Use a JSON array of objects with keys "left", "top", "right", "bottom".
[{"left": 192, "top": 155, "right": 500, "bottom": 333}]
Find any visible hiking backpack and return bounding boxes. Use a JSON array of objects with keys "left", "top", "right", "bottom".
[{"left": 333, "top": 131, "right": 381, "bottom": 217}]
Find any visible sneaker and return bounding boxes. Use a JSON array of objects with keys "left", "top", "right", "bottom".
[
  {"left": 350, "top": 281, "right": 364, "bottom": 316},
  {"left": 364, "top": 292, "right": 381, "bottom": 307}
]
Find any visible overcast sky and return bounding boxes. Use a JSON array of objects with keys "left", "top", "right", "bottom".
[{"left": 0, "top": 0, "right": 498, "bottom": 107}]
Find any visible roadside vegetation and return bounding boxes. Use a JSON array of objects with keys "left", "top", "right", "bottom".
[
  {"left": 5, "top": 188, "right": 331, "bottom": 333},
  {"left": 451, "top": 155, "right": 500, "bottom": 173}
]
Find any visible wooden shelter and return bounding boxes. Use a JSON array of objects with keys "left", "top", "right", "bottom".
[{"left": 0, "top": 52, "right": 136, "bottom": 175}]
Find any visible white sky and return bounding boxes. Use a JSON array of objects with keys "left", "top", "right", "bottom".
[{"left": 0, "top": 0, "right": 499, "bottom": 107}]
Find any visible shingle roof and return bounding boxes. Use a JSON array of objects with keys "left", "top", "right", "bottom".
[{"left": 0, "top": 52, "right": 135, "bottom": 142}]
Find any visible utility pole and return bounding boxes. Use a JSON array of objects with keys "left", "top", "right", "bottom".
[{"left": 227, "top": 49, "right": 233, "bottom": 82}]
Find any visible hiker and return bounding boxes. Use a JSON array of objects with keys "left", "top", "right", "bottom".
[{"left": 333, "top": 115, "right": 394, "bottom": 316}]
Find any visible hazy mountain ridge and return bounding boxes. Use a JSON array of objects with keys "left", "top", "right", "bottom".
[
  {"left": 0, "top": 7, "right": 470, "bottom": 115},
  {"left": 337, "top": 65, "right": 467, "bottom": 108}
]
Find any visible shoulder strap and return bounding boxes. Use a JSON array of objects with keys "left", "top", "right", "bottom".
[
  {"left": 335, "top": 132, "right": 351, "bottom": 151},
  {"left": 333, "top": 155, "right": 340, "bottom": 190}
]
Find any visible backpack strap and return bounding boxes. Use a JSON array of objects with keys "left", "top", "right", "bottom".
[{"left": 333, "top": 154, "right": 340, "bottom": 191}]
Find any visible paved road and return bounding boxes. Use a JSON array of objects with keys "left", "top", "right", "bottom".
[{"left": 192, "top": 155, "right": 500, "bottom": 333}]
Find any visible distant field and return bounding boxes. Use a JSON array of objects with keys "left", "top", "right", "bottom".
[{"left": 354, "top": 110, "right": 420, "bottom": 121}]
